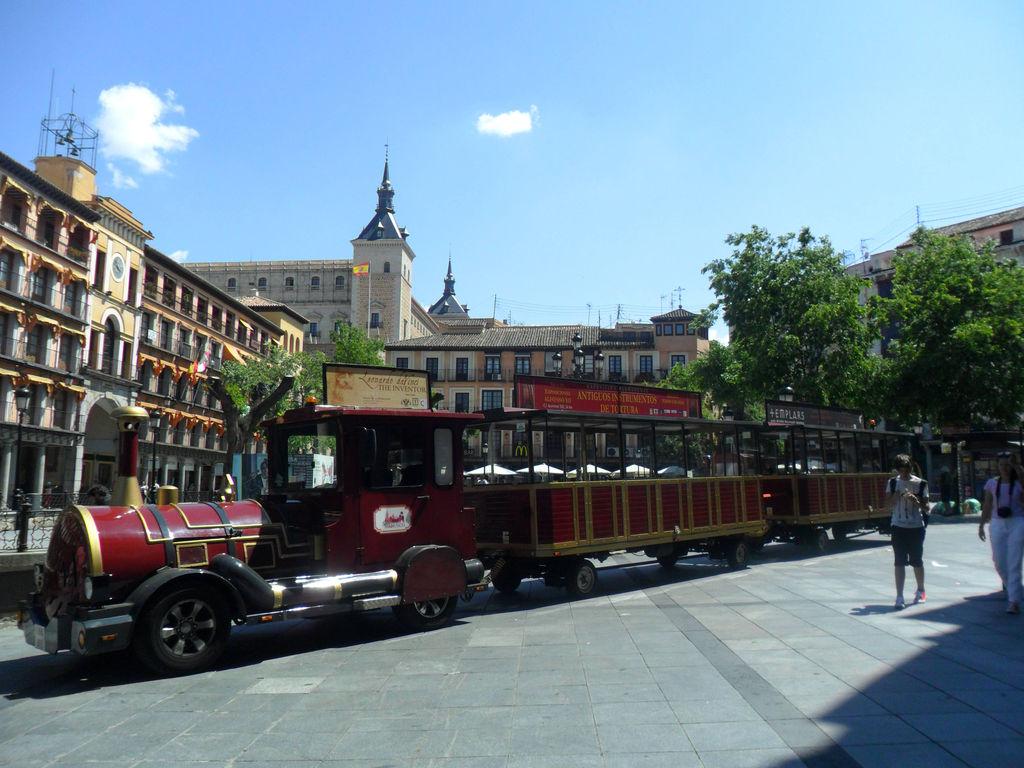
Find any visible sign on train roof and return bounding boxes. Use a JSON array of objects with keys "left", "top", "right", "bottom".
[
  {"left": 515, "top": 375, "right": 701, "bottom": 418},
  {"left": 764, "top": 399, "right": 862, "bottom": 430},
  {"left": 323, "top": 364, "right": 430, "bottom": 410}
]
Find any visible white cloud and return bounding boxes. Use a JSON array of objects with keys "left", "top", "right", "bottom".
[
  {"left": 96, "top": 84, "right": 199, "bottom": 175},
  {"left": 107, "top": 163, "right": 138, "bottom": 190},
  {"left": 476, "top": 105, "right": 538, "bottom": 137},
  {"left": 709, "top": 326, "right": 730, "bottom": 345},
  {"left": 168, "top": 250, "right": 188, "bottom": 263}
]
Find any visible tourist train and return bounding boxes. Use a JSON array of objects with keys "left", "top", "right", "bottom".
[{"left": 18, "top": 365, "right": 912, "bottom": 675}]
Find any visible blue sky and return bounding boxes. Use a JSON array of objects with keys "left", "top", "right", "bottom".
[{"left": 4, "top": 1, "right": 1023, "bottom": 337}]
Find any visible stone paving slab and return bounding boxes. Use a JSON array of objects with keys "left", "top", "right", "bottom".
[{"left": 2, "top": 525, "right": 1023, "bottom": 767}]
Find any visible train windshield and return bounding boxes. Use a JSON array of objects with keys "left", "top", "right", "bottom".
[{"left": 268, "top": 420, "right": 340, "bottom": 492}]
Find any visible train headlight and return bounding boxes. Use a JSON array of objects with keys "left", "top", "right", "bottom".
[{"left": 83, "top": 576, "right": 93, "bottom": 601}]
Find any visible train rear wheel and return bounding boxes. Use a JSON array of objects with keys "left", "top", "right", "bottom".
[
  {"left": 657, "top": 545, "right": 688, "bottom": 570},
  {"left": 725, "top": 539, "right": 750, "bottom": 570},
  {"left": 393, "top": 596, "right": 458, "bottom": 631},
  {"left": 491, "top": 565, "right": 523, "bottom": 594},
  {"left": 566, "top": 559, "right": 598, "bottom": 597}
]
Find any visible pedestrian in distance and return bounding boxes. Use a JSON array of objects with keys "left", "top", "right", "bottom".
[
  {"left": 886, "top": 454, "right": 929, "bottom": 610},
  {"left": 978, "top": 452, "right": 1024, "bottom": 614}
]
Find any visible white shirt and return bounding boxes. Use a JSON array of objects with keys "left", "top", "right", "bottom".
[
  {"left": 889, "top": 474, "right": 927, "bottom": 528},
  {"left": 984, "top": 476, "right": 1024, "bottom": 518}
]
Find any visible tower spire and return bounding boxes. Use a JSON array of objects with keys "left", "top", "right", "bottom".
[{"left": 376, "top": 145, "right": 394, "bottom": 213}]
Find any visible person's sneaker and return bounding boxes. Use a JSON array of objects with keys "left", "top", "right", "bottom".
[
  {"left": 1007, "top": 603, "right": 1020, "bottom": 615},
  {"left": 913, "top": 589, "right": 927, "bottom": 605},
  {"left": 895, "top": 595, "right": 906, "bottom": 610}
]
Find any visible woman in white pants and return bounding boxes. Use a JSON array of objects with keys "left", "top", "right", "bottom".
[{"left": 979, "top": 452, "right": 1024, "bottom": 614}]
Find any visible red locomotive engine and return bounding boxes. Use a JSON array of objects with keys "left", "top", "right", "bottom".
[{"left": 20, "top": 366, "right": 485, "bottom": 675}]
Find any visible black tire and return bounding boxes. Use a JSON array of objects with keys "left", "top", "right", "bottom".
[
  {"left": 491, "top": 565, "right": 523, "bottom": 594},
  {"left": 832, "top": 525, "right": 848, "bottom": 544},
  {"left": 565, "top": 558, "right": 598, "bottom": 596},
  {"left": 725, "top": 539, "right": 750, "bottom": 570},
  {"left": 657, "top": 545, "right": 688, "bottom": 570},
  {"left": 393, "top": 596, "right": 458, "bottom": 631},
  {"left": 133, "top": 586, "right": 230, "bottom": 676},
  {"left": 814, "top": 527, "right": 830, "bottom": 553}
]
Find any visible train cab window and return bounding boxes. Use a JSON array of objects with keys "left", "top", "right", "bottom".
[
  {"left": 738, "top": 429, "right": 758, "bottom": 475},
  {"left": 839, "top": 433, "right": 857, "bottom": 473},
  {"left": 804, "top": 433, "right": 825, "bottom": 473},
  {"left": 759, "top": 430, "right": 792, "bottom": 474},
  {"left": 655, "top": 425, "right": 686, "bottom": 478},
  {"left": 434, "top": 428, "right": 454, "bottom": 487},
  {"left": 364, "top": 425, "right": 425, "bottom": 488},
  {"left": 821, "top": 432, "right": 839, "bottom": 472},
  {"left": 686, "top": 430, "right": 714, "bottom": 477},
  {"left": 269, "top": 421, "right": 339, "bottom": 492},
  {"left": 858, "top": 436, "right": 879, "bottom": 472}
]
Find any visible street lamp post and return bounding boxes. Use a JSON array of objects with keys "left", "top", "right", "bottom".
[
  {"left": 11, "top": 386, "right": 31, "bottom": 509},
  {"left": 779, "top": 385, "right": 795, "bottom": 402},
  {"left": 554, "top": 332, "right": 603, "bottom": 379}
]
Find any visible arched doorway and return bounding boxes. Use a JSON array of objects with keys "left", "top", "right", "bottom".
[{"left": 82, "top": 398, "right": 120, "bottom": 493}]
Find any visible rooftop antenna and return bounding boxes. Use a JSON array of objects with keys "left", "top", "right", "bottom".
[
  {"left": 38, "top": 83, "right": 98, "bottom": 165},
  {"left": 46, "top": 69, "right": 55, "bottom": 123},
  {"left": 587, "top": 303, "right": 592, "bottom": 326},
  {"left": 660, "top": 294, "right": 667, "bottom": 313},
  {"left": 860, "top": 239, "right": 869, "bottom": 258},
  {"left": 674, "top": 286, "right": 684, "bottom": 308}
]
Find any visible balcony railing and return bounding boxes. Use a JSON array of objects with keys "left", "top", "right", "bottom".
[
  {"left": 66, "top": 245, "right": 89, "bottom": 264},
  {"left": 143, "top": 284, "right": 158, "bottom": 300},
  {"left": 161, "top": 291, "right": 176, "bottom": 307}
]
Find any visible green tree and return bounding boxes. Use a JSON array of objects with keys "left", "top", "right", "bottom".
[
  {"left": 331, "top": 323, "right": 385, "bottom": 364},
  {"left": 702, "top": 226, "right": 878, "bottom": 414},
  {"left": 874, "top": 229, "right": 1024, "bottom": 427},
  {"left": 660, "top": 341, "right": 756, "bottom": 418},
  {"left": 206, "top": 345, "right": 296, "bottom": 469}
]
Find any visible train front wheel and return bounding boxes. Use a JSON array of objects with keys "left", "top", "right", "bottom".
[{"left": 393, "top": 596, "right": 458, "bottom": 631}]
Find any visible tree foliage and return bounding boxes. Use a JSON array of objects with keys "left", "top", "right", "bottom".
[
  {"left": 660, "top": 342, "right": 757, "bottom": 418},
  {"left": 702, "top": 226, "right": 877, "bottom": 414},
  {"left": 873, "top": 229, "right": 1024, "bottom": 427},
  {"left": 331, "top": 323, "right": 385, "bottom": 364}
]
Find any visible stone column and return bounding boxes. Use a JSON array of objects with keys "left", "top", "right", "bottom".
[
  {"left": 31, "top": 445, "right": 46, "bottom": 508},
  {"left": 0, "top": 441, "right": 12, "bottom": 508}
]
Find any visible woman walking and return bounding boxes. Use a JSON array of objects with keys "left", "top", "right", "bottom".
[{"left": 978, "top": 452, "right": 1024, "bottom": 614}]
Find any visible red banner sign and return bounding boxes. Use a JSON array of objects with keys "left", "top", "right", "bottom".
[{"left": 516, "top": 376, "right": 701, "bottom": 418}]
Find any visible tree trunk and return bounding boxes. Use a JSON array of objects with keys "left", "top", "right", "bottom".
[{"left": 207, "top": 375, "right": 295, "bottom": 480}]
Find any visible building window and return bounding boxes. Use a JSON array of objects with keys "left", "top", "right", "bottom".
[
  {"left": 664, "top": 323, "right": 673, "bottom": 336},
  {"left": 396, "top": 357, "right": 409, "bottom": 369},
  {"left": 257, "top": 277, "right": 267, "bottom": 289},
  {"left": 93, "top": 250, "right": 106, "bottom": 290},
  {"left": 686, "top": 323, "right": 695, "bottom": 335},
  {"left": 425, "top": 357, "right": 439, "bottom": 378},
  {"left": 481, "top": 390, "right": 503, "bottom": 410},
  {"left": 455, "top": 357, "right": 469, "bottom": 380},
  {"left": 1000, "top": 228, "right": 1014, "bottom": 246},
  {"left": 30, "top": 269, "right": 50, "bottom": 304},
  {"left": 25, "top": 326, "right": 45, "bottom": 364},
  {"left": 454, "top": 392, "right": 470, "bottom": 412},
  {"left": 670, "top": 354, "right": 686, "bottom": 368},
  {"left": 102, "top": 319, "right": 118, "bottom": 374},
  {"left": 309, "top": 322, "right": 319, "bottom": 338},
  {"left": 284, "top": 276, "right": 294, "bottom": 288},
  {"left": 370, "top": 312, "right": 380, "bottom": 328},
  {"left": 383, "top": 261, "right": 391, "bottom": 273},
  {"left": 335, "top": 275, "right": 345, "bottom": 287},
  {"left": 311, "top": 276, "right": 321, "bottom": 289},
  {"left": 608, "top": 355, "right": 622, "bottom": 375},
  {"left": 484, "top": 355, "right": 501, "bottom": 379},
  {"left": 639, "top": 355, "right": 653, "bottom": 373},
  {"left": 227, "top": 278, "right": 237, "bottom": 289},
  {"left": 515, "top": 355, "right": 531, "bottom": 375}
]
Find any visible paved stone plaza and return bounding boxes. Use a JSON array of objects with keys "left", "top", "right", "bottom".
[{"left": 1, "top": 522, "right": 1022, "bottom": 768}]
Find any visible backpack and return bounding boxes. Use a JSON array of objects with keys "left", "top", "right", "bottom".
[{"left": 889, "top": 476, "right": 929, "bottom": 526}]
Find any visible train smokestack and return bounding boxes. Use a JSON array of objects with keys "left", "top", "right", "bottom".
[{"left": 110, "top": 406, "right": 149, "bottom": 507}]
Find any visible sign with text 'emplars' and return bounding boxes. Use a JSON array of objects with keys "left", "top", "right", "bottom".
[{"left": 323, "top": 364, "right": 430, "bottom": 410}]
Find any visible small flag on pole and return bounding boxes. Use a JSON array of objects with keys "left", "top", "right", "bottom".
[{"left": 353, "top": 262, "right": 370, "bottom": 276}]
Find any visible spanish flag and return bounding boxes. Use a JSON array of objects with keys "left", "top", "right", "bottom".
[{"left": 353, "top": 262, "right": 370, "bottom": 276}]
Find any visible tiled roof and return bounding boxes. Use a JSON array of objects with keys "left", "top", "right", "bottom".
[
  {"left": 899, "top": 206, "right": 1024, "bottom": 246},
  {"left": 239, "top": 294, "right": 309, "bottom": 324},
  {"left": 388, "top": 324, "right": 653, "bottom": 351},
  {"left": 650, "top": 307, "right": 696, "bottom": 321}
]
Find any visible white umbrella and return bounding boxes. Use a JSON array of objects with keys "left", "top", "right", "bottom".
[
  {"left": 566, "top": 464, "right": 611, "bottom": 478},
  {"left": 465, "top": 464, "right": 516, "bottom": 476},
  {"left": 516, "top": 463, "right": 565, "bottom": 475},
  {"left": 624, "top": 463, "right": 652, "bottom": 476}
]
